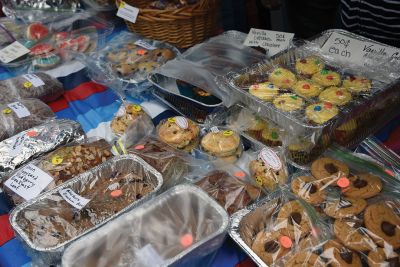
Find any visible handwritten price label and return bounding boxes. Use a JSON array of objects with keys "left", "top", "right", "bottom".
[{"left": 244, "top": 28, "right": 294, "bottom": 56}]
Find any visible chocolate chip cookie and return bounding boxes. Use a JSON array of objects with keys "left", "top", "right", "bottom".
[
  {"left": 333, "top": 219, "right": 377, "bottom": 251},
  {"left": 311, "top": 157, "right": 350, "bottom": 185},
  {"left": 251, "top": 231, "right": 290, "bottom": 265},
  {"left": 275, "top": 200, "right": 311, "bottom": 240},
  {"left": 321, "top": 239, "right": 362, "bottom": 267},
  {"left": 324, "top": 197, "right": 367, "bottom": 219},
  {"left": 249, "top": 159, "right": 288, "bottom": 191},
  {"left": 291, "top": 175, "right": 326, "bottom": 205},
  {"left": 364, "top": 202, "right": 400, "bottom": 249},
  {"left": 285, "top": 251, "right": 325, "bottom": 267},
  {"left": 343, "top": 173, "right": 382, "bottom": 199},
  {"left": 368, "top": 247, "right": 400, "bottom": 267}
]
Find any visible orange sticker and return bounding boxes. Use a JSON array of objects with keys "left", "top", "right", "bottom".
[
  {"left": 180, "top": 233, "right": 194, "bottom": 248},
  {"left": 26, "top": 130, "right": 37, "bottom": 137},
  {"left": 137, "top": 49, "right": 147, "bottom": 56},
  {"left": 234, "top": 171, "right": 245, "bottom": 179},
  {"left": 135, "top": 145, "right": 145, "bottom": 150},
  {"left": 384, "top": 169, "right": 395, "bottom": 177},
  {"left": 110, "top": 189, "right": 123, "bottom": 198},
  {"left": 337, "top": 177, "right": 350, "bottom": 188},
  {"left": 279, "top": 236, "right": 293, "bottom": 248}
]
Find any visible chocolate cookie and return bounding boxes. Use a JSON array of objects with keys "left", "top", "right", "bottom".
[
  {"left": 311, "top": 157, "right": 350, "bottom": 185},
  {"left": 321, "top": 239, "right": 362, "bottom": 267},
  {"left": 368, "top": 247, "right": 400, "bottom": 267},
  {"left": 275, "top": 200, "right": 311, "bottom": 240},
  {"left": 364, "top": 202, "right": 400, "bottom": 249},
  {"left": 251, "top": 231, "right": 290, "bottom": 265},
  {"left": 324, "top": 197, "right": 367, "bottom": 219},
  {"left": 333, "top": 219, "right": 377, "bottom": 251},
  {"left": 285, "top": 251, "right": 325, "bottom": 267},
  {"left": 291, "top": 175, "right": 326, "bottom": 205},
  {"left": 343, "top": 173, "right": 382, "bottom": 199}
]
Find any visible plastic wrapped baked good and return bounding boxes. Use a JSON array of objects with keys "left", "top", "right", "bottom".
[
  {"left": 0, "top": 119, "right": 84, "bottom": 178},
  {"left": 61, "top": 184, "right": 228, "bottom": 267},
  {"left": 0, "top": 72, "right": 64, "bottom": 103},
  {"left": 3, "top": 138, "right": 113, "bottom": 206},
  {"left": 229, "top": 188, "right": 330, "bottom": 266},
  {"left": 195, "top": 169, "right": 262, "bottom": 215},
  {"left": 10, "top": 155, "right": 163, "bottom": 265},
  {"left": 0, "top": 98, "right": 55, "bottom": 142}
]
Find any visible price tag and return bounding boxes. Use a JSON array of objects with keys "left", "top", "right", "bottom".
[
  {"left": 4, "top": 164, "right": 53, "bottom": 201},
  {"left": 7, "top": 102, "right": 30, "bottom": 118},
  {"left": 0, "top": 41, "right": 30, "bottom": 64},
  {"left": 244, "top": 28, "right": 294, "bottom": 56},
  {"left": 117, "top": 1, "right": 139, "bottom": 24},
  {"left": 135, "top": 40, "right": 156, "bottom": 50},
  {"left": 59, "top": 188, "right": 90, "bottom": 210},
  {"left": 321, "top": 32, "right": 400, "bottom": 67},
  {"left": 23, "top": 74, "right": 45, "bottom": 87},
  {"left": 9, "top": 133, "right": 27, "bottom": 157},
  {"left": 258, "top": 147, "right": 282, "bottom": 171}
]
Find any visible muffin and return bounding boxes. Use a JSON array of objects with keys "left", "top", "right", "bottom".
[
  {"left": 312, "top": 69, "right": 341, "bottom": 87},
  {"left": 342, "top": 75, "right": 372, "bottom": 93},
  {"left": 201, "top": 130, "right": 242, "bottom": 163},
  {"left": 288, "top": 141, "right": 314, "bottom": 166},
  {"left": 245, "top": 116, "right": 269, "bottom": 141},
  {"left": 268, "top": 68, "right": 297, "bottom": 89},
  {"left": 273, "top": 94, "right": 304, "bottom": 112},
  {"left": 295, "top": 57, "right": 325, "bottom": 76},
  {"left": 261, "top": 128, "right": 282, "bottom": 146},
  {"left": 249, "top": 82, "right": 279, "bottom": 101},
  {"left": 306, "top": 102, "right": 339, "bottom": 125},
  {"left": 334, "top": 119, "right": 357, "bottom": 145},
  {"left": 319, "top": 87, "right": 352, "bottom": 106},
  {"left": 293, "top": 80, "right": 323, "bottom": 99},
  {"left": 157, "top": 116, "right": 200, "bottom": 152}
]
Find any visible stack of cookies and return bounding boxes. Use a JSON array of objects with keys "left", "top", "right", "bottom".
[{"left": 200, "top": 129, "right": 243, "bottom": 163}]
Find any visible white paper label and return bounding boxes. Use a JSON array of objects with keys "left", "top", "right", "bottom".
[
  {"left": 59, "top": 188, "right": 90, "bottom": 210},
  {"left": 258, "top": 147, "right": 282, "bottom": 171},
  {"left": 175, "top": 116, "right": 188, "bottom": 129},
  {"left": 4, "top": 164, "right": 53, "bottom": 201},
  {"left": 134, "top": 40, "right": 156, "bottom": 50},
  {"left": 210, "top": 126, "right": 219, "bottom": 133},
  {"left": 7, "top": 102, "right": 30, "bottom": 118},
  {"left": 9, "top": 133, "right": 27, "bottom": 157},
  {"left": 135, "top": 244, "right": 165, "bottom": 266},
  {"left": 117, "top": 2, "right": 139, "bottom": 24},
  {"left": 23, "top": 74, "right": 45, "bottom": 87},
  {"left": 0, "top": 41, "right": 30, "bottom": 64},
  {"left": 321, "top": 32, "right": 400, "bottom": 67},
  {"left": 244, "top": 28, "right": 294, "bottom": 56}
]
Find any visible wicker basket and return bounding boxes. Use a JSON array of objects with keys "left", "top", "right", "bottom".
[{"left": 116, "top": 0, "right": 219, "bottom": 48}]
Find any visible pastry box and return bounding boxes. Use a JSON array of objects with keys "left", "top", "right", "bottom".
[
  {"left": 61, "top": 184, "right": 228, "bottom": 267},
  {"left": 9, "top": 155, "right": 163, "bottom": 265},
  {"left": 222, "top": 29, "right": 400, "bottom": 167}
]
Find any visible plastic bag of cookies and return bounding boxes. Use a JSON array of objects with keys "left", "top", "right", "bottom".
[
  {"left": 3, "top": 138, "right": 113, "bottom": 206},
  {"left": 0, "top": 72, "right": 64, "bottom": 103},
  {"left": 0, "top": 119, "right": 84, "bottom": 178},
  {"left": 0, "top": 98, "right": 55, "bottom": 142},
  {"left": 229, "top": 187, "right": 330, "bottom": 266},
  {"left": 194, "top": 167, "right": 262, "bottom": 215}
]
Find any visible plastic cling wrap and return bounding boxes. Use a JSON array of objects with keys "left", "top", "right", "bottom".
[
  {"left": 229, "top": 188, "right": 330, "bottom": 267},
  {"left": 0, "top": 119, "right": 84, "bottom": 178},
  {"left": 61, "top": 184, "right": 228, "bottom": 267},
  {"left": 0, "top": 72, "right": 64, "bottom": 103},
  {"left": 10, "top": 155, "right": 163, "bottom": 265},
  {"left": 3, "top": 138, "right": 113, "bottom": 206}
]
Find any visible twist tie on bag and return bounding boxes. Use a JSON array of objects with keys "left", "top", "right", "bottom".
[{"left": 112, "top": 139, "right": 127, "bottom": 155}]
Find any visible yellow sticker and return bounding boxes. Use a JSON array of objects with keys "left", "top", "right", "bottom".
[
  {"left": 119, "top": 1, "right": 125, "bottom": 8},
  {"left": 223, "top": 130, "right": 233, "bottom": 136},
  {"left": 255, "top": 176, "right": 263, "bottom": 187},
  {"left": 2, "top": 108, "right": 12, "bottom": 114},
  {"left": 23, "top": 81, "right": 32, "bottom": 88},
  {"left": 132, "top": 104, "right": 141, "bottom": 112},
  {"left": 168, "top": 117, "right": 176, "bottom": 123},
  {"left": 52, "top": 155, "right": 63, "bottom": 165}
]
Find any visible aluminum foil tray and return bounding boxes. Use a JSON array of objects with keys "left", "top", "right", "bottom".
[
  {"left": 10, "top": 155, "right": 163, "bottom": 265},
  {"left": 61, "top": 184, "right": 229, "bottom": 267}
]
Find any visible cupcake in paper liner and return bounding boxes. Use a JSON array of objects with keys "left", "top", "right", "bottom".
[
  {"left": 288, "top": 141, "right": 314, "bottom": 166},
  {"left": 261, "top": 127, "right": 282, "bottom": 147},
  {"left": 157, "top": 116, "right": 200, "bottom": 152},
  {"left": 200, "top": 128, "right": 243, "bottom": 163}
]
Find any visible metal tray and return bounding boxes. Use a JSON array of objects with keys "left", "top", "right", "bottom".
[
  {"left": 61, "top": 184, "right": 229, "bottom": 267},
  {"left": 10, "top": 155, "right": 163, "bottom": 265}
]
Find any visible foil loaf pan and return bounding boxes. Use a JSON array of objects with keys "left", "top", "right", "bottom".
[
  {"left": 61, "top": 184, "right": 229, "bottom": 267},
  {"left": 10, "top": 155, "right": 163, "bottom": 266},
  {"left": 2, "top": 0, "right": 81, "bottom": 11},
  {"left": 0, "top": 119, "right": 84, "bottom": 178}
]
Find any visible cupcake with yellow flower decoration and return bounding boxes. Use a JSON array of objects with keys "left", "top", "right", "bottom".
[
  {"left": 273, "top": 94, "right": 304, "bottom": 112},
  {"left": 342, "top": 75, "right": 372, "bottom": 94},
  {"left": 312, "top": 69, "right": 341, "bottom": 87},
  {"left": 295, "top": 57, "right": 325, "bottom": 76},
  {"left": 269, "top": 68, "right": 297, "bottom": 89},
  {"left": 319, "top": 87, "right": 352, "bottom": 106},
  {"left": 293, "top": 80, "right": 323, "bottom": 99}
]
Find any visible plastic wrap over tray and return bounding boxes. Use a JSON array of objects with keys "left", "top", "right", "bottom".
[
  {"left": 0, "top": 72, "right": 64, "bottom": 103},
  {"left": 10, "top": 155, "right": 163, "bottom": 266},
  {"left": 0, "top": 119, "right": 84, "bottom": 178},
  {"left": 61, "top": 184, "right": 228, "bottom": 267}
]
